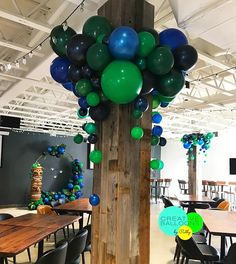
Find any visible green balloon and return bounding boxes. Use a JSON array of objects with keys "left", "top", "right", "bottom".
[
  {"left": 73, "top": 185, "right": 81, "bottom": 191},
  {"left": 156, "top": 69, "right": 185, "bottom": 97},
  {"left": 85, "top": 122, "right": 97, "bottom": 134},
  {"left": 75, "top": 79, "right": 92, "bottom": 96},
  {"left": 86, "top": 92, "right": 100, "bottom": 107},
  {"left": 135, "top": 57, "right": 146, "bottom": 70},
  {"left": 138, "top": 31, "right": 156, "bottom": 58},
  {"left": 89, "top": 150, "right": 103, "bottom": 164},
  {"left": 151, "top": 135, "right": 160, "bottom": 146},
  {"left": 74, "top": 134, "right": 83, "bottom": 144},
  {"left": 152, "top": 96, "right": 160, "bottom": 109},
  {"left": 150, "top": 159, "right": 164, "bottom": 170},
  {"left": 147, "top": 46, "right": 174, "bottom": 75},
  {"left": 157, "top": 93, "right": 175, "bottom": 103},
  {"left": 83, "top": 16, "right": 112, "bottom": 40},
  {"left": 101, "top": 61, "right": 143, "bottom": 104},
  {"left": 50, "top": 25, "right": 76, "bottom": 58},
  {"left": 131, "top": 127, "right": 144, "bottom": 140},
  {"left": 86, "top": 43, "right": 112, "bottom": 71},
  {"left": 206, "top": 132, "right": 214, "bottom": 139},
  {"left": 133, "top": 109, "right": 143, "bottom": 119}
]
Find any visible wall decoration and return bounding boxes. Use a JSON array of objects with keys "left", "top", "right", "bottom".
[{"left": 28, "top": 144, "right": 84, "bottom": 210}]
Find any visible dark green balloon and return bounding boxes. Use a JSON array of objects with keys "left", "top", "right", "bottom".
[
  {"left": 85, "top": 122, "right": 97, "bottom": 134},
  {"left": 86, "top": 92, "right": 100, "bottom": 107},
  {"left": 151, "top": 135, "right": 160, "bottom": 146},
  {"left": 152, "top": 96, "right": 160, "bottom": 109},
  {"left": 147, "top": 46, "right": 174, "bottom": 75},
  {"left": 75, "top": 79, "right": 92, "bottom": 96},
  {"left": 132, "top": 109, "right": 143, "bottom": 119},
  {"left": 74, "top": 134, "right": 83, "bottom": 144},
  {"left": 50, "top": 25, "right": 76, "bottom": 58},
  {"left": 83, "top": 16, "right": 112, "bottom": 40},
  {"left": 156, "top": 69, "right": 185, "bottom": 97},
  {"left": 86, "top": 43, "right": 112, "bottom": 71}
]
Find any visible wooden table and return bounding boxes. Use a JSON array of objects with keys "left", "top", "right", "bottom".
[
  {"left": 177, "top": 195, "right": 213, "bottom": 203},
  {"left": 0, "top": 214, "right": 80, "bottom": 263},
  {"left": 53, "top": 198, "right": 92, "bottom": 228},
  {"left": 196, "top": 209, "right": 236, "bottom": 259}
]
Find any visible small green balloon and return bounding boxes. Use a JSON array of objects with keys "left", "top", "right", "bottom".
[
  {"left": 85, "top": 122, "right": 97, "bottom": 134},
  {"left": 151, "top": 135, "right": 160, "bottom": 146},
  {"left": 75, "top": 79, "right": 92, "bottom": 96},
  {"left": 74, "top": 134, "right": 84, "bottom": 144},
  {"left": 138, "top": 31, "right": 156, "bottom": 58},
  {"left": 86, "top": 43, "right": 112, "bottom": 71},
  {"left": 152, "top": 96, "right": 160, "bottom": 109},
  {"left": 206, "top": 132, "right": 214, "bottom": 139},
  {"left": 86, "top": 92, "right": 100, "bottom": 107},
  {"left": 190, "top": 155, "right": 195, "bottom": 160},
  {"left": 150, "top": 159, "right": 164, "bottom": 170},
  {"left": 147, "top": 46, "right": 174, "bottom": 75},
  {"left": 135, "top": 57, "right": 146, "bottom": 70},
  {"left": 131, "top": 127, "right": 144, "bottom": 140},
  {"left": 83, "top": 16, "right": 112, "bottom": 40},
  {"left": 73, "top": 185, "right": 81, "bottom": 191},
  {"left": 89, "top": 150, "right": 103, "bottom": 164},
  {"left": 132, "top": 109, "right": 143, "bottom": 119}
]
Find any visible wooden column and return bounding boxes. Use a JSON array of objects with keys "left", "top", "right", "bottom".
[
  {"left": 188, "top": 146, "right": 197, "bottom": 195},
  {"left": 92, "top": 1, "right": 154, "bottom": 264}
]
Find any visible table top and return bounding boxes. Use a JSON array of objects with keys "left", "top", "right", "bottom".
[
  {"left": 196, "top": 209, "right": 236, "bottom": 236},
  {"left": 0, "top": 225, "right": 54, "bottom": 256},
  {"left": 177, "top": 195, "right": 213, "bottom": 203},
  {"left": 53, "top": 198, "right": 92, "bottom": 213},
  {"left": 0, "top": 213, "right": 80, "bottom": 229}
]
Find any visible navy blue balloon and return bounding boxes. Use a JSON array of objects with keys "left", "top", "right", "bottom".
[
  {"left": 62, "top": 82, "right": 74, "bottom": 91},
  {"left": 108, "top": 26, "right": 139, "bottom": 60},
  {"left": 159, "top": 137, "right": 167, "bottom": 147},
  {"left": 183, "top": 142, "right": 191, "bottom": 149},
  {"left": 152, "top": 113, "right": 162, "bottom": 123},
  {"left": 78, "top": 96, "right": 89, "bottom": 108},
  {"left": 73, "top": 174, "right": 79, "bottom": 181},
  {"left": 89, "top": 194, "right": 100, "bottom": 206},
  {"left": 152, "top": 125, "right": 163, "bottom": 136},
  {"left": 76, "top": 191, "right": 82, "bottom": 198},
  {"left": 160, "top": 102, "right": 169, "bottom": 108},
  {"left": 50, "top": 57, "right": 70, "bottom": 83},
  {"left": 134, "top": 96, "right": 149, "bottom": 112},
  {"left": 151, "top": 90, "right": 158, "bottom": 96},
  {"left": 159, "top": 28, "right": 188, "bottom": 51}
]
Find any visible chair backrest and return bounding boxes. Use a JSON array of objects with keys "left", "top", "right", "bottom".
[
  {"left": 176, "top": 237, "right": 202, "bottom": 259},
  {"left": 83, "top": 224, "right": 91, "bottom": 248},
  {"left": 178, "top": 180, "right": 187, "bottom": 190},
  {"left": 217, "top": 200, "right": 229, "bottom": 211},
  {"left": 0, "top": 213, "right": 14, "bottom": 221},
  {"left": 225, "top": 243, "right": 236, "bottom": 264},
  {"left": 161, "top": 196, "right": 174, "bottom": 208},
  {"left": 66, "top": 229, "right": 88, "bottom": 264},
  {"left": 37, "top": 205, "right": 56, "bottom": 215},
  {"left": 35, "top": 241, "right": 68, "bottom": 264}
]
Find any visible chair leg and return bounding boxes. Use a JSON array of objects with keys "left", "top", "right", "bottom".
[
  {"left": 176, "top": 246, "right": 181, "bottom": 264},
  {"left": 174, "top": 244, "right": 178, "bottom": 260},
  {"left": 180, "top": 256, "right": 185, "bottom": 264},
  {"left": 87, "top": 214, "right": 91, "bottom": 225},
  {"left": 185, "top": 258, "right": 189, "bottom": 264},
  {"left": 27, "top": 247, "right": 31, "bottom": 263},
  {"left": 13, "top": 256, "right": 16, "bottom": 264},
  {"left": 82, "top": 252, "right": 85, "bottom": 264}
]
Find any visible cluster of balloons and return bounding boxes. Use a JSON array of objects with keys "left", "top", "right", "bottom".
[
  {"left": 46, "top": 144, "right": 66, "bottom": 157},
  {"left": 151, "top": 111, "right": 167, "bottom": 147},
  {"left": 181, "top": 132, "right": 214, "bottom": 161},
  {"left": 49, "top": 16, "right": 198, "bottom": 122}
]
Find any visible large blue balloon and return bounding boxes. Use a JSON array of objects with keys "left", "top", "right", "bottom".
[
  {"left": 108, "top": 26, "right": 139, "bottom": 60},
  {"left": 159, "top": 28, "right": 188, "bottom": 51},
  {"left": 89, "top": 194, "right": 100, "bottom": 206},
  {"left": 50, "top": 57, "right": 70, "bottom": 83}
]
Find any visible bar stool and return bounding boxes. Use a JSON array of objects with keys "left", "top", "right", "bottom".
[
  {"left": 160, "top": 179, "right": 172, "bottom": 197},
  {"left": 202, "top": 180, "right": 208, "bottom": 196},
  {"left": 224, "top": 182, "right": 236, "bottom": 209},
  {"left": 216, "top": 181, "right": 226, "bottom": 198},
  {"left": 207, "top": 181, "right": 218, "bottom": 198},
  {"left": 178, "top": 179, "right": 188, "bottom": 194}
]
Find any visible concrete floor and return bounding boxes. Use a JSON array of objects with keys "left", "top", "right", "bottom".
[{"left": 0, "top": 202, "right": 226, "bottom": 264}]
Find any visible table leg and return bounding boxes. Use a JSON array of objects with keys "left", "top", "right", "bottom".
[
  {"left": 220, "top": 235, "right": 226, "bottom": 259},
  {"left": 79, "top": 213, "right": 84, "bottom": 229},
  {"left": 38, "top": 239, "right": 44, "bottom": 259},
  {"left": 0, "top": 257, "right": 4, "bottom": 264}
]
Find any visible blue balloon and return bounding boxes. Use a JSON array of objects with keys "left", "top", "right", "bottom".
[
  {"left": 78, "top": 175, "right": 84, "bottom": 180},
  {"left": 76, "top": 191, "right": 82, "bottom": 198},
  {"left": 134, "top": 96, "right": 149, "bottom": 112},
  {"left": 73, "top": 174, "right": 79, "bottom": 181},
  {"left": 183, "top": 142, "right": 191, "bottom": 149},
  {"left": 160, "top": 102, "right": 169, "bottom": 108},
  {"left": 159, "top": 137, "right": 167, "bottom": 147},
  {"left": 47, "top": 146, "right": 52, "bottom": 153},
  {"left": 108, "top": 26, "right": 139, "bottom": 60},
  {"left": 62, "top": 82, "right": 74, "bottom": 91},
  {"left": 60, "top": 194, "right": 66, "bottom": 199},
  {"left": 57, "top": 146, "right": 65, "bottom": 154},
  {"left": 79, "top": 182, "right": 84, "bottom": 188},
  {"left": 50, "top": 57, "right": 70, "bottom": 83},
  {"left": 198, "top": 139, "right": 204, "bottom": 146},
  {"left": 152, "top": 113, "right": 162, "bottom": 123},
  {"left": 151, "top": 90, "right": 158, "bottom": 96},
  {"left": 78, "top": 96, "right": 89, "bottom": 109},
  {"left": 44, "top": 197, "right": 49, "bottom": 204},
  {"left": 54, "top": 194, "right": 59, "bottom": 200},
  {"left": 89, "top": 194, "right": 100, "bottom": 206},
  {"left": 67, "top": 183, "right": 74, "bottom": 190},
  {"left": 159, "top": 28, "right": 188, "bottom": 51},
  {"left": 152, "top": 126, "right": 163, "bottom": 136}
]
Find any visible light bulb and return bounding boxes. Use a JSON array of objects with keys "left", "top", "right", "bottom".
[
  {"left": 7, "top": 64, "right": 12, "bottom": 70},
  {"left": 22, "top": 57, "right": 27, "bottom": 65},
  {"left": 37, "top": 44, "right": 42, "bottom": 50},
  {"left": 15, "top": 61, "right": 20, "bottom": 68},
  {"left": 29, "top": 52, "right": 33, "bottom": 58},
  {"left": 62, "top": 21, "right": 68, "bottom": 31}
]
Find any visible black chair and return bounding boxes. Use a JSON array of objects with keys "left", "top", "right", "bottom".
[
  {"left": 178, "top": 180, "right": 188, "bottom": 194},
  {"left": 209, "top": 198, "right": 225, "bottom": 208},
  {"left": 161, "top": 196, "right": 174, "bottom": 208},
  {"left": 81, "top": 225, "right": 91, "bottom": 264},
  {"left": 176, "top": 236, "right": 219, "bottom": 264},
  {"left": 0, "top": 213, "right": 31, "bottom": 264},
  {"left": 35, "top": 241, "right": 68, "bottom": 264},
  {"left": 224, "top": 243, "right": 236, "bottom": 264},
  {"left": 187, "top": 203, "right": 210, "bottom": 213}
]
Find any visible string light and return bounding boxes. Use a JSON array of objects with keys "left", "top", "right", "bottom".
[{"left": 0, "top": 0, "right": 86, "bottom": 72}]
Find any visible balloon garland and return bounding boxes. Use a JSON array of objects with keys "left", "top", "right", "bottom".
[
  {"left": 49, "top": 15, "right": 199, "bottom": 205},
  {"left": 181, "top": 132, "right": 214, "bottom": 161},
  {"left": 28, "top": 144, "right": 84, "bottom": 210}
]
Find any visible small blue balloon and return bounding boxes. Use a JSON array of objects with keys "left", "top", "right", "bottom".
[
  {"left": 198, "top": 139, "right": 204, "bottom": 146},
  {"left": 152, "top": 113, "right": 162, "bottom": 123},
  {"left": 54, "top": 194, "right": 59, "bottom": 200},
  {"left": 73, "top": 174, "right": 79, "bottom": 181},
  {"left": 47, "top": 146, "right": 52, "bottom": 153},
  {"left": 151, "top": 90, "right": 158, "bottom": 96},
  {"left": 152, "top": 126, "right": 163, "bottom": 136},
  {"left": 134, "top": 96, "right": 149, "bottom": 112},
  {"left": 44, "top": 197, "right": 49, "bottom": 204},
  {"left": 159, "top": 28, "right": 188, "bottom": 51},
  {"left": 57, "top": 146, "right": 65, "bottom": 154},
  {"left": 89, "top": 194, "right": 100, "bottom": 206},
  {"left": 60, "top": 194, "right": 66, "bottom": 199},
  {"left": 183, "top": 142, "right": 192, "bottom": 149},
  {"left": 76, "top": 191, "right": 82, "bottom": 198},
  {"left": 159, "top": 137, "right": 167, "bottom": 147},
  {"left": 62, "top": 82, "right": 74, "bottom": 91},
  {"left": 78, "top": 96, "right": 89, "bottom": 109},
  {"left": 67, "top": 183, "right": 74, "bottom": 190},
  {"left": 160, "top": 102, "right": 169, "bottom": 108},
  {"left": 108, "top": 26, "right": 139, "bottom": 60},
  {"left": 50, "top": 57, "right": 71, "bottom": 83},
  {"left": 79, "top": 182, "right": 84, "bottom": 188},
  {"left": 78, "top": 175, "right": 84, "bottom": 180}
]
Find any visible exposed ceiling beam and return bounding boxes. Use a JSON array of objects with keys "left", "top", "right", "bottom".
[{"left": 0, "top": 8, "right": 51, "bottom": 33}]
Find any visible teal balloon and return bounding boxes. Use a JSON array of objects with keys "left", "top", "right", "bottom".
[
  {"left": 101, "top": 61, "right": 142, "bottom": 104},
  {"left": 147, "top": 46, "right": 174, "bottom": 75},
  {"left": 156, "top": 69, "right": 185, "bottom": 97},
  {"left": 86, "top": 43, "right": 112, "bottom": 71},
  {"left": 85, "top": 123, "right": 97, "bottom": 134},
  {"left": 74, "top": 134, "right": 83, "bottom": 144}
]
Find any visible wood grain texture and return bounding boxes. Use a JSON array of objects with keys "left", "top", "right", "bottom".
[
  {"left": 53, "top": 198, "right": 92, "bottom": 213},
  {"left": 92, "top": 1, "right": 154, "bottom": 263},
  {"left": 188, "top": 146, "right": 197, "bottom": 195}
]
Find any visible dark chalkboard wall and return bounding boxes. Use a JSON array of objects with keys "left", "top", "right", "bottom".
[{"left": 0, "top": 131, "right": 93, "bottom": 206}]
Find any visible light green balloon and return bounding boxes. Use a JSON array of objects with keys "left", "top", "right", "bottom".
[
  {"left": 89, "top": 150, "right": 102, "bottom": 164},
  {"left": 131, "top": 127, "right": 144, "bottom": 140},
  {"left": 150, "top": 159, "right": 164, "bottom": 170},
  {"left": 138, "top": 31, "right": 156, "bottom": 58}
]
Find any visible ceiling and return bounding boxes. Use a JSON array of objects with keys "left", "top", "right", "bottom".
[{"left": 0, "top": 0, "right": 236, "bottom": 138}]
